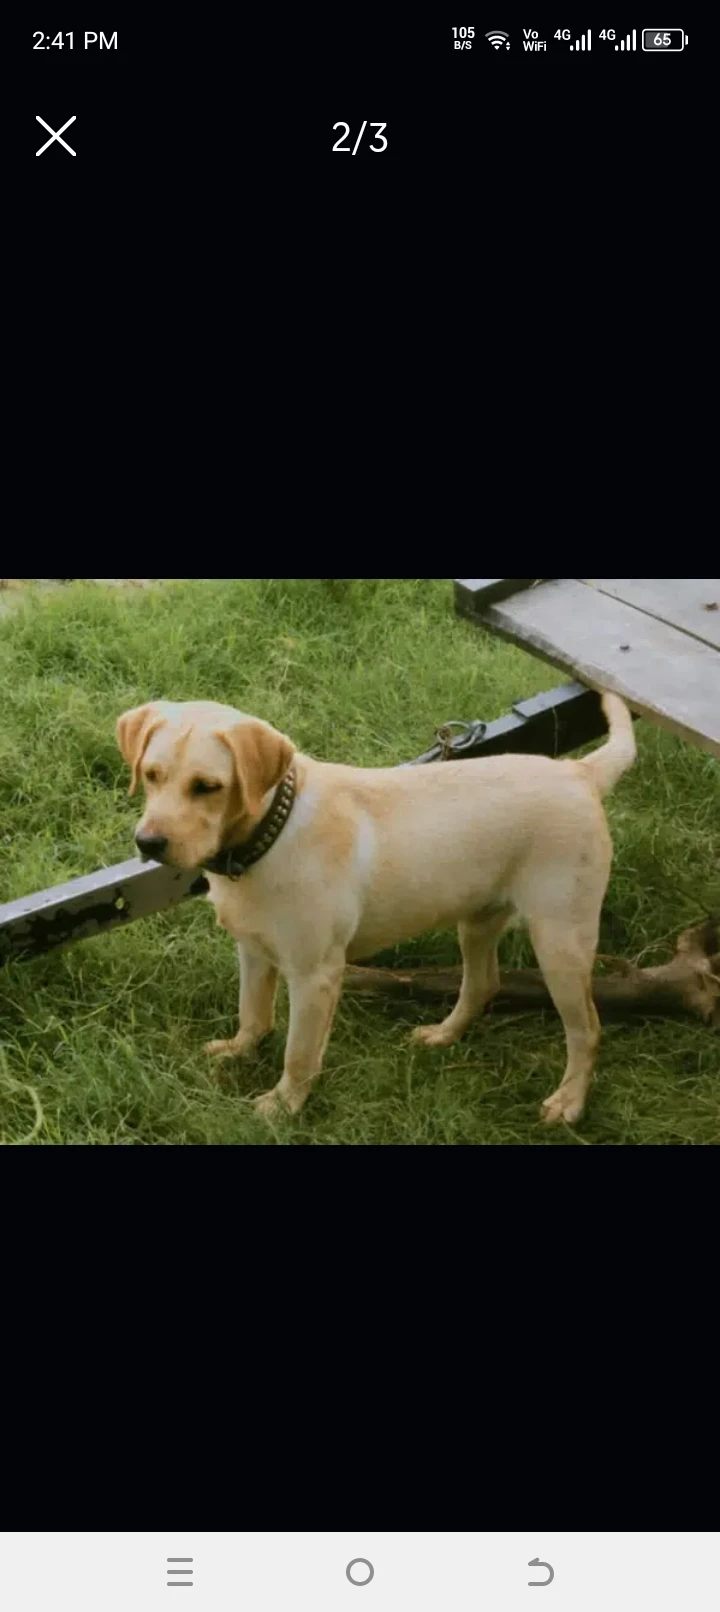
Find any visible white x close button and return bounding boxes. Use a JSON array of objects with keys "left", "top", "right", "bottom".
[{"left": 36, "top": 115, "right": 77, "bottom": 156}]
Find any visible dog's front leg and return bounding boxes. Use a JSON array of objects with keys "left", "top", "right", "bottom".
[
  {"left": 206, "top": 942, "right": 279, "bottom": 1060},
  {"left": 253, "top": 953, "right": 345, "bottom": 1117}
]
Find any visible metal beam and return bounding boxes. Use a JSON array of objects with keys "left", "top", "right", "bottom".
[
  {"left": 404, "top": 681, "right": 609, "bottom": 766},
  {"left": 454, "top": 578, "right": 545, "bottom": 611},
  {"left": 0, "top": 859, "right": 208, "bottom": 967}
]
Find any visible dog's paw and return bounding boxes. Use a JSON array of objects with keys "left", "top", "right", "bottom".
[
  {"left": 541, "top": 1080, "right": 587, "bottom": 1126},
  {"left": 252, "top": 1085, "right": 294, "bottom": 1119},
  {"left": 252, "top": 1091, "right": 281, "bottom": 1118},
  {"left": 412, "top": 1022, "right": 457, "bottom": 1050},
  {"left": 252, "top": 1079, "right": 309, "bottom": 1118},
  {"left": 205, "top": 1033, "right": 257, "bottom": 1060}
]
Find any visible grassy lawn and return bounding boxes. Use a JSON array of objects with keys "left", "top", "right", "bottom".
[{"left": 1, "top": 577, "right": 718, "bottom": 1146}]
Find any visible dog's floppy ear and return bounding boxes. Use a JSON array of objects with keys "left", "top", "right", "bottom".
[
  {"left": 216, "top": 720, "right": 295, "bottom": 822},
  {"left": 116, "top": 704, "right": 165, "bottom": 796}
]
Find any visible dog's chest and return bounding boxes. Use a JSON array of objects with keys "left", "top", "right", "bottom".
[{"left": 206, "top": 875, "right": 276, "bottom": 951}]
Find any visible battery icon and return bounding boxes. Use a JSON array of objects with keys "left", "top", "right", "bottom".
[{"left": 641, "top": 29, "right": 686, "bottom": 50}]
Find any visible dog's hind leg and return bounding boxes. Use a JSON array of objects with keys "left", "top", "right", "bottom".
[
  {"left": 412, "top": 906, "right": 513, "bottom": 1050},
  {"left": 528, "top": 917, "right": 601, "bottom": 1125}
]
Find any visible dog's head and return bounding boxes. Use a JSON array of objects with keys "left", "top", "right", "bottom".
[{"left": 116, "top": 700, "right": 295, "bottom": 870}]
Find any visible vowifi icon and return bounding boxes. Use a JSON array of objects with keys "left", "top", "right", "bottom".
[{"left": 522, "top": 30, "right": 547, "bottom": 50}]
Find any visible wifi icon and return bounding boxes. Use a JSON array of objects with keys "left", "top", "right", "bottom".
[{"left": 486, "top": 30, "right": 509, "bottom": 49}]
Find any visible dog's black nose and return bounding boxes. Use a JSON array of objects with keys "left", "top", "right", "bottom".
[{"left": 136, "top": 833, "right": 169, "bottom": 862}]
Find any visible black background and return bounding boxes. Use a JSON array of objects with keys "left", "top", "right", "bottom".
[
  {"left": 29, "top": 18, "right": 214, "bottom": 440},
  {"left": 328, "top": 14, "right": 697, "bottom": 442}
]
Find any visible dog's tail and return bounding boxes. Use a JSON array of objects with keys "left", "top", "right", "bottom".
[{"left": 580, "top": 692, "right": 636, "bottom": 797}]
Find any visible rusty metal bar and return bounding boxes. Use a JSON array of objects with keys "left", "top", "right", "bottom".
[
  {"left": 0, "top": 859, "right": 208, "bottom": 967},
  {"left": 404, "top": 681, "right": 609, "bottom": 765}
]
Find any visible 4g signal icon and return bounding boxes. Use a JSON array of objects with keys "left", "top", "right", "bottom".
[{"left": 486, "top": 31, "right": 510, "bottom": 49}]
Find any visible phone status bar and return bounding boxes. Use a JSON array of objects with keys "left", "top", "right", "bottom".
[{"left": 479, "top": 27, "right": 688, "bottom": 53}]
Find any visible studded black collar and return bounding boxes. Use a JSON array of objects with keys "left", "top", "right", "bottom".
[{"left": 203, "top": 767, "right": 297, "bottom": 880}]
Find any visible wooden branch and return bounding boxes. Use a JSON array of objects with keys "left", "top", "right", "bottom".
[{"left": 345, "top": 921, "right": 720, "bottom": 1026}]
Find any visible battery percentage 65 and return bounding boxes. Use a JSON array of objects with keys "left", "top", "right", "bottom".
[
  {"left": 641, "top": 29, "right": 686, "bottom": 50},
  {"left": 333, "top": 122, "right": 388, "bottom": 153}
]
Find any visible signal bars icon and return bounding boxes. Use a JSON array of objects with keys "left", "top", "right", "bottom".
[{"left": 486, "top": 30, "right": 509, "bottom": 49}]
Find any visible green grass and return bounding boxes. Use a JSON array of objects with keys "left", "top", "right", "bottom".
[{"left": 0, "top": 577, "right": 718, "bottom": 1146}]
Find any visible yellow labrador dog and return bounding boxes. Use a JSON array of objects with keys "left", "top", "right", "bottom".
[{"left": 116, "top": 693, "right": 635, "bottom": 1123}]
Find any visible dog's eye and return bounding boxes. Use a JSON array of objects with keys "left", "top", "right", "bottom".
[
  {"left": 190, "top": 779, "right": 223, "bottom": 797},
  {"left": 145, "top": 769, "right": 158, "bottom": 785}
]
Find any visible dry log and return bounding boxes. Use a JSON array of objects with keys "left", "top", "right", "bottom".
[{"left": 344, "top": 920, "right": 720, "bottom": 1026}]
